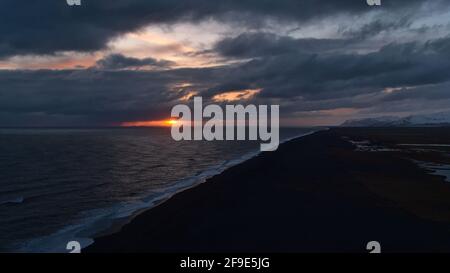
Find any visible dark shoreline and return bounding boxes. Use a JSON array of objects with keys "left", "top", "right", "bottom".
[{"left": 86, "top": 128, "right": 450, "bottom": 253}]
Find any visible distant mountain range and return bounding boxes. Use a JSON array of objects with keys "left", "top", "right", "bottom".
[{"left": 341, "top": 111, "right": 450, "bottom": 127}]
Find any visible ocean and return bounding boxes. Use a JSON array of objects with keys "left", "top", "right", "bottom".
[{"left": 0, "top": 127, "right": 314, "bottom": 252}]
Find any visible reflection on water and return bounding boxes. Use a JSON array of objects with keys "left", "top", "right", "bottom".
[{"left": 0, "top": 127, "right": 313, "bottom": 252}]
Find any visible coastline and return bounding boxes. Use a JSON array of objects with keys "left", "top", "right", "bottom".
[
  {"left": 86, "top": 128, "right": 450, "bottom": 253},
  {"left": 78, "top": 130, "right": 317, "bottom": 251},
  {"left": 18, "top": 130, "right": 316, "bottom": 253}
]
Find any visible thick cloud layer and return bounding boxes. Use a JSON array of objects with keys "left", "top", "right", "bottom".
[
  {"left": 2, "top": 35, "right": 450, "bottom": 126},
  {"left": 214, "top": 33, "right": 351, "bottom": 57},
  {"left": 1, "top": 0, "right": 450, "bottom": 126},
  {"left": 0, "top": 0, "right": 431, "bottom": 58},
  {"left": 95, "top": 54, "right": 175, "bottom": 69}
]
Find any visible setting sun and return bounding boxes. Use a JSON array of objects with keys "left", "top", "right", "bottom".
[
  {"left": 121, "top": 119, "right": 178, "bottom": 127},
  {"left": 165, "top": 119, "right": 178, "bottom": 126}
]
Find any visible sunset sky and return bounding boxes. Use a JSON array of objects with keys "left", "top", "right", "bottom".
[{"left": 1, "top": 0, "right": 450, "bottom": 126}]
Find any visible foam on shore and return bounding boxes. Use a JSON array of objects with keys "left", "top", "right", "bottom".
[{"left": 19, "top": 131, "right": 317, "bottom": 253}]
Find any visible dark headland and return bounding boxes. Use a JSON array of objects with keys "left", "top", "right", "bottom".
[{"left": 86, "top": 127, "right": 450, "bottom": 253}]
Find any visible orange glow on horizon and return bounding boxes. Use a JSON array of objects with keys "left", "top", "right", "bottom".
[
  {"left": 0, "top": 53, "right": 100, "bottom": 70},
  {"left": 121, "top": 119, "right": 179, "bottom": 127}
]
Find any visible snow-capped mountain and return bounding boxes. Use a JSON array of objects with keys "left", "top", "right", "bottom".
[{"left": 341, "top": 111, "right": 450, "bottom": 127}]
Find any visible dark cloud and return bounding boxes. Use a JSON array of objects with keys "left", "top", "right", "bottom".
[
  {"left": 382, "top": 81, "right": 450, "bottom": 102},
  {"left": 95, "top": 54, "right": 175, "bottom": 70},
  {"left": 210, "top": 36, "right": 450, "bottom": 101},
  {"left": 0, "top": 69, "right": 174, "bottom": 126},
  {"left": 214, "top": 33, "right": 351, "bottom": 58},
  {"left": 340, "top": 16, "right": 413, "bottom": 40},
  {"left": 2, "top": 35, "right": 450, "bottom": 126},
  {"left": 2, "top": 0, "right": 450, "bottom": 125},
  {"left": 0, "top": 0, "right": 432, "bottom": 58},
  {"left": 0, "top": 66, "right": 227, "bottom": 126}
]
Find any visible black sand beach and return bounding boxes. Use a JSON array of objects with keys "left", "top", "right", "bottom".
[{"left": 86, "top": 128, "right": 450, "bottom": 253}]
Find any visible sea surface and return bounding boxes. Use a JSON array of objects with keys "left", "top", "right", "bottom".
[{"left": 0, "top": 127, "right": 315, "bottom": 252}]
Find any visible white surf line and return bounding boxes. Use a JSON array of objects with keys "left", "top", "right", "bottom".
[{"left": 22, "top": 129, "right": 321, "bottom": 253}]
